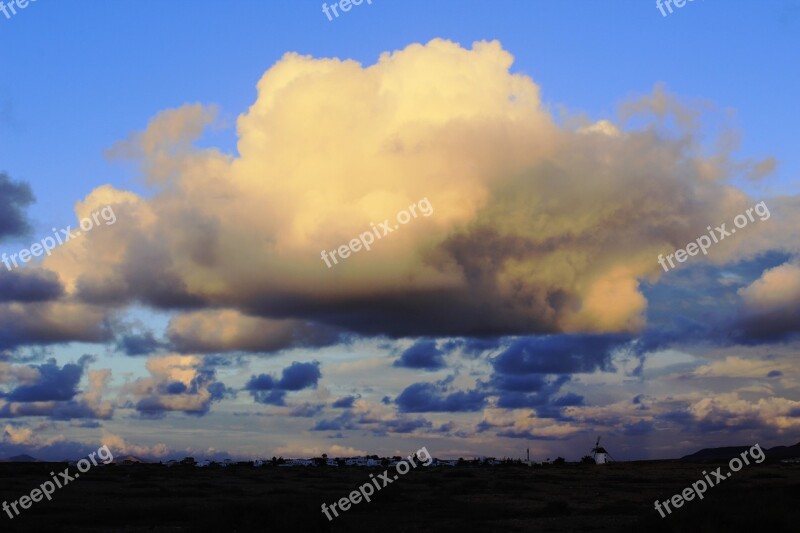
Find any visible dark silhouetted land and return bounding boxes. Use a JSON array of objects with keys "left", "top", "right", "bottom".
[{"left": 0, "top": 460, "right": 797, "bottom": 532}]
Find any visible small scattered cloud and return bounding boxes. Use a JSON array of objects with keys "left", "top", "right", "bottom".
[
  {"left": 244, "top": 361, "right": 321, "bottom": 406},
  {"left": 393, "top": 340, "right": 446, "bottom": 371},
  {"left": 0, "top": 172, "right": 35, "bottom": 241}
]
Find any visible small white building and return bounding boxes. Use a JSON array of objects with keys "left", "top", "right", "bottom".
[
  {"left": 345, "top": 457, "right": 380, "bottom": 467},
  {"left": 280, "top": 458, "right": 313, "bottom": 467}
]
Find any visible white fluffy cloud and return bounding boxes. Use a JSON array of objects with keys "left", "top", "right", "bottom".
[{"left": 739, "top": 262, "right": 800, "bottom": 311}]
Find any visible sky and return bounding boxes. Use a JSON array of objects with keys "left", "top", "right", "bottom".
[{"left": 1, "top": 0, "right": 799, "bottom": 462}]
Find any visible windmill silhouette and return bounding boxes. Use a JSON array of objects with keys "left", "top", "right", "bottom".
[{"left": 591, "top": 436, "right": 613, "bottom": 464}]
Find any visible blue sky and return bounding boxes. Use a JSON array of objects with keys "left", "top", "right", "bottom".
[{"left": 1, "top": 1, "right": 799, "bottom": 462}]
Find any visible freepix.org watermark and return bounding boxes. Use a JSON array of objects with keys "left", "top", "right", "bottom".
[
  {"left": 2, "top": 444, "right": 113, "bottom": 520},
  {"left": 1, "top": 206, "right": 117, "bottom": 272},
  {"left": 0, "top": 0, "right": 37, "bottom": 21},
  {"left": 322, "top": 0, "right": 372, "bottom": 22},
  {"left": 654, "top": 443, "right": 765, "bottom": 518},
  {"left": 656, "top": 0, "right": 696, "bottom": 17},
  {"left": 320, "top": 198, "right": 433, "bottom": 268},
  {"left": 657, "top": 201, "right": 770, "bottom": 273},
  {"left": 321, "top": 446, "right": 433, "bottom": 521}
]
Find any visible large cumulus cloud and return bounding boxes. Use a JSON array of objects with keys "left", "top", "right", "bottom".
[{"left": 10, "top": 38, "right": 794, "bottom": 353}]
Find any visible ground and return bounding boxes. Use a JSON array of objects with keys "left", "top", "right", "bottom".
[{"left": 0, "top": 461, "right": 797, "bottom": 532}]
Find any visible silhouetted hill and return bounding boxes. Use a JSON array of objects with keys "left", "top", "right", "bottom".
[
  {"left": 682, "top": 442, "right": 800, "bottom": 462},
  {"left": 681, "top": 446, "right": 751, "bottom": 461},
  {"left": 114, "top": 455, "right": 146, "bottom": 464},
  {"left": 762, "top": 442, "right": 800, "bottom": 460},
  {"left": 0, "top": 454, "right": 39, "bottom": 463}
]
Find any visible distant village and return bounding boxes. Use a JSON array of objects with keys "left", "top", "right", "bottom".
[
  {"left": 9, "top": 437, "right": 617, "bottom": 467},
  {"left": 103, "top": 437, "right": 615, "bottom": 468},
  {"left": 10, "top": 439, "right": 799, "bottom": 467},
  {"left": 104, "top": 450, "right": 605, "bottom": 468}
]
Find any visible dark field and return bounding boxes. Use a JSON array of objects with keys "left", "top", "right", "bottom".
[{"left": 0, "top": 461, "right": 797, "bottom": 532}]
